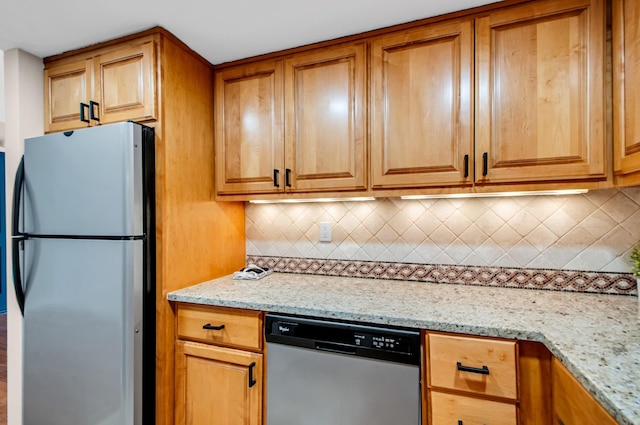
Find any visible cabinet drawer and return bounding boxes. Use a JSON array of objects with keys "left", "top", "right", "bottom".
[
  {"left": 177, "top": 304, "right": 263, "bottom": 351},
  {"left": 430, "top": 391, "right": 517, "bottom": 425},
  {"left": 428, "top": 333, "right": 517, "bottom": 399}
]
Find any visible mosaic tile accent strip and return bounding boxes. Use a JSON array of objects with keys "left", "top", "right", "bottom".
[{"left": 246, "top": 256, "right": 638, "bottom": 295}]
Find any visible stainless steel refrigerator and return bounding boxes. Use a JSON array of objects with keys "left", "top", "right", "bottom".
[{"left": 12, "top": 122, "right": 155, "bottom": 425}]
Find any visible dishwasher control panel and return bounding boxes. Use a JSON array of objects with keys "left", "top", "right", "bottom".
[{"left": 265, "top": 313, "right": 421, "bottom": 365}]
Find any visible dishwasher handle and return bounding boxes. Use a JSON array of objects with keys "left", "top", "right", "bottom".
[{"left": 316, "top": 342, "right": 357, "bottom": 356}]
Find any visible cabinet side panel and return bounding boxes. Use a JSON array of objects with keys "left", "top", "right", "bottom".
[
  {"left": 518, "top": 341, "right": 552, "bottom": 425},
  {"left": 551, "top": 358, "right": 617, "bottom": 425},
  {"left": 155, "top": 36, "right": 246, "bottom": 425}
]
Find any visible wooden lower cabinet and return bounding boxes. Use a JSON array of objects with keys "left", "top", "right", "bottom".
[
  {"left": 428, "top": 333, "right": 517, "bottom": 399},
  {"left": 551, "top": 358, "right": 617, "bottom": 425},
  {"left": 170, "top": 315, "right": 618, "bottom": 425},
  {"left": 430, "top": 391, "right": 517, "bottom": 425},
  {"left": 175, "top": 341, "right": 263, "bottom": 425}
]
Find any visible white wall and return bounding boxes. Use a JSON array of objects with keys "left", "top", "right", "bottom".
[
  {"left": 0, "top": 50, "right": 5, "bottom": 122},
  {"left": 4, "top": 48, "right": 43, "bottom": 425},
  {"left": 0, "top": 50, "right": 5, "bottom": 145}
]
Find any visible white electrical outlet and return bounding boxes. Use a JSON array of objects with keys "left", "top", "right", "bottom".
[{"left": 319, "top": 222, "right": 332, "bottom": 242}]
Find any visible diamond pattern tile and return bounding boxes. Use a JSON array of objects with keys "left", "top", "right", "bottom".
[{"left": 245, "top": 188, "right": 640, "bottom": 273}]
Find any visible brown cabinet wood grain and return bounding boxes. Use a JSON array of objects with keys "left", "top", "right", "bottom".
[
  {"left": 284, "top": 44, "right": 367, "bottom": 193},
  {"left": 175, "top": 305, "right": 263, "bottom": 425},
  {"left": 214, "top": 43, "right": 367, "bottom": 199},
  {"left": 175, "top": 341, "right": 263, "bottom": 425},
  {"left": 552, "top": 358, "right": 618, "bottom": 425},
  {"left": 475, "top": 0, "right": 606, "bottom": 185},
  {"left": 370, "top": 18, "right": 474, "bottom": 190},
  {"left": 613, "top": 0, "right": 640, "bottom": 183},
  {"left": 44, "top": 59, "right": 92, "bottom": 132},
  {"left": 93, "top": 41, "right": 156, "bottom": 124},
  {"left": 44, "top": 38, "right": 157, "bottom": 132},
  {"left": 430, "top": 391, "right": 517, "bottom": 425},
  {"left": 177, "top": 304, "right": 263, "bottom": 351},
  {"left": 428, "top": 333, "right": 518, "bottom": 399},
  {"left": 214, "top": 59, "right": 285, "bottom": 195}
]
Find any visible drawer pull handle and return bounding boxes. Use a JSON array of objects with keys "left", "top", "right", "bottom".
[
  {"left": 458, "top": 421, "right": 463, "bottom": 425},
  {"left": 248, "top": 362, "right": 257, "bottom": 388},
  {"left": 456, "top": 362, "right": 489, "bottom": 375},
  {"left": 202, "top": 323, "right": 225, "bottom": 331}
]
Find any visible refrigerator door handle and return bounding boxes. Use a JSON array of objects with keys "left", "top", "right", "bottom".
[{"left": 12, "top": 156, "right": 26, "bottom": 315}]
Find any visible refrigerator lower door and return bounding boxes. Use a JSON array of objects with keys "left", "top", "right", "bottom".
[{"left": 22, "top": 238, "right": 143, "bottom": 425}]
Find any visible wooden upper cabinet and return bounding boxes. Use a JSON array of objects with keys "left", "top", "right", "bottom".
[
  {"left": 44, "top": 38, "right": 157, "bottom": 133},
  {"left": 475, "top": 0, "right": 606, "bottom": 184},
  {"left": 613, "top": 0, "right": 640, "bottom": 180},
  {"left": 284, "top": 43, "right": 367, "bottom": 192},
  {"left": 371, "top": 19, "right": 474, "bottom": 189},
  {"left": 94, "top": 41, "right": 156, "bottom": 124},
  {"left": 214, "top": 60, "right": 285, "bottom": 195},
  {"left": 44, "top": 59, "right": 92, "bottom": 133},
  {"left": 215, "top": 44, "right": 366, "bottom": 197}
]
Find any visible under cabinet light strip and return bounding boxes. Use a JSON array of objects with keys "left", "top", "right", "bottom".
[
  {"left": 400, "top": 189, "right": 589, "bottom": 200},
  {"left": 249, "top": 197, "right": 376, "bottom": 204}
]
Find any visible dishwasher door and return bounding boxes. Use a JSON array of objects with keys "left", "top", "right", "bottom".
[{"left": 265, "top": 314, "right": 421, "bottom": 425}]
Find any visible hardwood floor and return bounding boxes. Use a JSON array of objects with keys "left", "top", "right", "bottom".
[{"left": 0, "top": 314, "right": 6, "bottom": 425}]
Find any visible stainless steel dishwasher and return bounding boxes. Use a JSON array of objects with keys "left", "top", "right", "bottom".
[{"left": 265, "top": 313, "right": 421, "bottom": 425}]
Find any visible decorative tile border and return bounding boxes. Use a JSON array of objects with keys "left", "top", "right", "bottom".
[{"left": 246, "top": 256, "right": 638, "bottom": 296}]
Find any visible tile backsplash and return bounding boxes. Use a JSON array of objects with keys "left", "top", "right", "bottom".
[{"left": 246, "top": 187, "right": 640, "bottom": 274}]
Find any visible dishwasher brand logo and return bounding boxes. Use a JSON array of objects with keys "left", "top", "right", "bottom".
[{"left": 278, "top": 325, "right": 291, "bottom": 334}]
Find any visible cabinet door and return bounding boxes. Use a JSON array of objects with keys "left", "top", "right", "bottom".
[
  {"left": 284, "top": 43, "right": 367, "bottom": 192},
  {"left": 430, "top": 391, "right": 517, "bottom": 425},
  {"left": 94, "top": 41, "right": 156, "bottom": 124},
  {"left": 44, "top": 59, "right": 92, "bottom": 133},
  {"left": 613, "top": 0, "right": 640, "bottom": 177},
  {"left": 552, "top": 358, "right": 617, "bottom": 425},
  {"left": 371, "top": 19, "right": 474, "bottom": 189},
  {"left": 175, "top": 341, "right": 263, "bottom": 425},
  {"left": 215, "top": 60, "right": 284, "bottom": 195},
  {"left": 475, "top": 0, "right": 606, "bottom": 184}
]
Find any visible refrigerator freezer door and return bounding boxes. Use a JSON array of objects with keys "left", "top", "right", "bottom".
[
  {"left": 23, "top": 122, "right": 143, "bottom": 237},
  {"left": 22, "top": 238, "right": 143, "bottom": 425}
]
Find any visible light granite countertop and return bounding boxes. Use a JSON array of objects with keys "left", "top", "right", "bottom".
[{"left": 168, "top": 273, "right": 640, "bottom": 425}]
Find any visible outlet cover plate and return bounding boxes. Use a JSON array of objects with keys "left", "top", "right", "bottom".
[{"left": 319, "top": 222, "right": 332, "bottom": 242}]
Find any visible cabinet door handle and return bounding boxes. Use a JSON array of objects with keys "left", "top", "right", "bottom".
[
  {"left": 273, "top": 169, "right": 280, "bottom": 188},
  {"left": 457, "top": 361, "right": 490, "bottom": 375},
  {"left": 89, "top": 101, "right": 100, "bottom": 123},
  {"left": 463, "top": 154, "right": 469, "bottom": 178},
  {"left": 285, "top": 168, "right": 292, "bottom": 187},
  {"left": 80, "top": 103, "right": 90, "bottom": 124},
  {"left": 458, "top": 421, "right": 463, "bottom": 425},
  {"left": 248, "top": 362, "right": 257, "bottom": 388},
  {"left": 482, "top": 152, "right": 488, "bottom": 176},
  {"left": 202, "top": 323, "right": 225, "bottom": 331}
]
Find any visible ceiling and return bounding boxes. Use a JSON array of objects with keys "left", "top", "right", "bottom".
[{"left": 0, "top": 0, "right": 499, "bottom": 65}]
